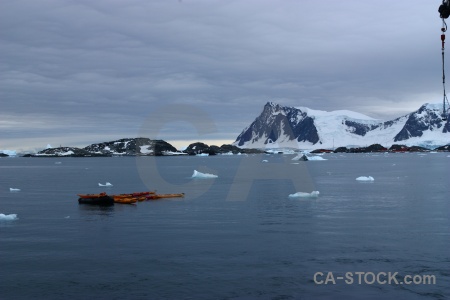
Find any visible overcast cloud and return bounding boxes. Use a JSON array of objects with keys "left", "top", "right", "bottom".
[{"left": 0, "top": 0, "right": 443, "bottom": 151}]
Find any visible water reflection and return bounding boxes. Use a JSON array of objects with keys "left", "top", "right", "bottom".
[{"left": 78, "top": 204, "right": 115, "bottom": 217}]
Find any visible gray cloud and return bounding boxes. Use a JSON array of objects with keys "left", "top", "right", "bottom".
[{"left": 0, "top": 0, "right": 443, "bottom": 150}]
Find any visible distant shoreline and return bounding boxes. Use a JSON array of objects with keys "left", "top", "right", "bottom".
[{"left": 2, "top": 141, "right": 448, "bottom": 158}]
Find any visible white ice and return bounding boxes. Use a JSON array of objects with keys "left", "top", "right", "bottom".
[
  {"left": 289, "top": 191, "right": 320, "bottom": 198},
  {"left": 196, "top": 153, "right": 209, "bottom": 156},
  {"left": 192, "top": 170, "right": 218, "bottom": 178},
  {"left": 0, "top": 150, "right": 17, "bottom": 156},
  {"left": 98, "top": 182, "right": 113, "bottom": 187},
  {"left": 262, "top": 160, "right": 269, "bottom": 162},
  {"left": 221, "top": 152, "right": 234, "bottom": 155},
  {"left": 9, "top": 188, "right": 21, "bottom": 192},
  {"left": 292, "top": 153, "right": 327, "bottom": 161},
  {"left": 356, "top": 176, "right": 374, "bottom": 181},
  {"left": 0, "top": 213, "right": 18, "bottom": 221},
  {"left": 307, "top": 156, "right": 327, "bottom": 161},
  {"left": 139, "top": 145, "right": 153, "bottom": 154}
]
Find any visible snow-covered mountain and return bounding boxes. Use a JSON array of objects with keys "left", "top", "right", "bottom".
[{"left": 234, "top": 102, "right": 450, "bottom": 149}]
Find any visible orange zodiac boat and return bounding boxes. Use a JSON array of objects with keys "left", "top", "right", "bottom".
[
  {"left": 114, "top": 197, "right": 138, "bottom": 204},
  {"left": 146, "top": 193, "right": 185, "bottom": 200},
  {"left": 77, "top": 192, "right": 107, "bottom": 199}
]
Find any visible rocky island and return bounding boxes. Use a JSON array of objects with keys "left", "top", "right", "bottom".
[{"left": 24, "top": 138, "right": 266, "bottom": 157}]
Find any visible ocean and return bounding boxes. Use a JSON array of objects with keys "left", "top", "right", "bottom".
[{"left": 0, "top": 153, "right": 449, "bottom": 300}]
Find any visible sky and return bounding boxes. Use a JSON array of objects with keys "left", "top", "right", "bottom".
[{"left": 0, "top": 0, "right": 445, "bottom": 152}]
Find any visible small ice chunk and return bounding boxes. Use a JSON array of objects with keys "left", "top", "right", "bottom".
[
  {"left": 9, "top": 188, "right": 20, "bottom": 192},
  {"left": 356, "top": 176, "right": 374, "bottom": 181},
  {"left": 192, "top": 170, "right": 218, "bottom": 178},
  {"left": 0, "top": 213, "right": 18, "bottom": 221},
  {"left": 289, "top": 191, "right": 320, "bottom": 198},
  {"left": 307, "top": 156, "right": 327, "bottom": 161},
  {"left": 262, "top": 160, "right": 269, "bottom": 163},
  {"left": 292, "top": 154, "right": 308, "bottom": 161},
  {"left": 196, "top": 153, "right": 209, "bottom": 156},
  {"left": 98, "top": 182, "right": 113, "bottom": 187}
]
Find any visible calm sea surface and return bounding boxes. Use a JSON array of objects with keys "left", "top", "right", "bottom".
[{"left": 0, "top": 153, "right": 449, "bottom": 300}]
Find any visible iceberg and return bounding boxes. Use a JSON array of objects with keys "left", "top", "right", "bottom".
[
  {"left": 191, "top": 170, "right": 218, "bottom": 179},
  {"left": 9, "top": 188, "right": 21, "bottom": 192},
  {"left": 262, "top": 159, "right": 269, "bottom": 162},
  {"left": 98, "top": 182, "right": 113, "bottom": 187},
  {"left": 292, "top": 154, "right": 308, "bottom": 161},
  {"left": 289, "top": 191, "right": 320, "bottom": 198},
  {"left": 196, "top": 153, "right": 209, "bottom": 157},
  {"left": 356, "top": 176, "right": 374, "bottom": 181},
  {"left": 220, "top": 152, "right": 234, "bottom": 155},
  {"left": 307, "top": 156, "right": 327, "bottom": 161},
  {"left": 291, "top": 153, "right": 327, "bottom": 161},
  {"left": 162, "top": 150, "right": 187, "bottom": 156},
  {"left": 0, "top": 213, "right": 18, "bottom": 221}
]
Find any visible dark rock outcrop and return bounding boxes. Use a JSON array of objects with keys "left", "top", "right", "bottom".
[
  {"left": 394, "top": 104, "right": 444, "bottom": 141},
  {"left": 34, "top": 147, "right": 104, "bottom": 157},
  {"left": 388, "top": 144, "right": 430, "bottom": 152},
  {"left": 183, "top": 142, "right": 266, "bottom": 155},
  {"left": 235, "top": 102, "right": 320, "bottom": 147},
  {"left": 334, "top": 147, "right": 348, "bottom": 153},
  {"left": 84, "top": 138, "right": 177, "bottom": 156},
  {"left": 183, "top": 142, "right": 215, "bottom": 155},
  {"left": 435, "top": 144, "right": 450, "bottom": 151}
]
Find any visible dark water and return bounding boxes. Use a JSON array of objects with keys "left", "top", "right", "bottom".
[{"left": 0, "top": 153, "right": 449, "bottom": 300}]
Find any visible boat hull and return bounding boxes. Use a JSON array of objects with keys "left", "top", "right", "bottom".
[{"left": 78, "top": 196, "right": 114, "bottom": 206}]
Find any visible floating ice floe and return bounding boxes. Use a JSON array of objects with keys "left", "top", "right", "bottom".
[
  {"left": 356, "top": 176, "right": 374, "bottom": 181},
  {"left": 262, "top": 160, "right": 269, "bottom": 163},
  {"left": 289, "top": 191, "right": 320, "bottom": 198},
  {"left": 221, "top": 151, "right": 234, "bottom": 156},
  {"left": 9, "top": 188, "right": 21, "bottom": 192},
  {"left": 98, "top": 182, "right": 113, "bottom": 187},
  {"left": 0, "top": 213, "right": 18, "bottom": 221},
  {"left": 196, "top": 153, "right": 209, "bottom": 157},
  {"left": 192, "top": 170, "right": 218, "bottom": 178},
  {"left": 292, "top": 154, "right": 327, "bottom": 161},
  {"left": 307, "top": 156, "right": 327, "bottom": 161}
]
